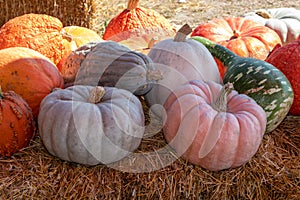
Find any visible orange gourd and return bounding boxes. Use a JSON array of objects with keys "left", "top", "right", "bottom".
[
  {"left": 0, "top": 47, "right": 64, "bottom": 118},
  {"left": 191, "top": 17, "right": 282, "bottom": 77},
  {"left": 0, "top": 87, "right": 36, "bottom": 157},
  {"left": 102, "top": 0, "right": 176, "bottom": 42},
  {"left": 0, "top": 13, "right": 74, "bottom": 67}
]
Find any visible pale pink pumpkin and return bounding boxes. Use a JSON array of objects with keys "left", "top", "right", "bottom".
[{"left": 163, "top": 80, "right": 267, "bottom": 171}]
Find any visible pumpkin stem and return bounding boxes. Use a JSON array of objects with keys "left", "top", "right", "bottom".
[
  {"left": 148, "top": 36, "right": 159, "bottom": 49},
  {"left": 174, "top": 24, "right": 192, "bottom": 42},
  {"left": 61, "top": 29, "right": 73, "bottom": 42},
  {"left": 0, "top": 86, "right": 3, "bottom": 99},
  {"left": 88, "top": 86, "right": 105, "bottom": 104},
  {"left": 256, "top": 10, "right": 272, "bottom": 19},
  {"left": 230, "top": 30, "right": 240, "bottom": 40},
  {"left": 212, "top": 83, "right": 234, "bottom": 112},
  {"left": 127, "top": 0, "right": 139, "bottom": 10}
]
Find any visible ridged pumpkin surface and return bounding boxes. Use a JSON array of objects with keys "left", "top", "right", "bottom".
[
  {"left": 163, "top": 80, "right": 266, "bottom": 171},
  {"left": 191, "top": 17, "right": 282, "bottom": 77},
  {"left": 0, "top": 89, "right": 36, "bottom": 157},
  {"left": 0, "top": 13, "right": 73, "bottom": 66},
  {"left": 0, "top": 47, "right": 64, "bottom": 118},
  {"left": 38, "top": 85, "right": 145, "bottom": 166},
  {"left": 102, "top": 0, "right": 176, "bottom": 42}
]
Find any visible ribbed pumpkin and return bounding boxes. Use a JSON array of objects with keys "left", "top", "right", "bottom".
[
  {"left": 191, "top": 17, "right": 282, "bottom": 77},
  {"left": 0, "top": 87, "right": 36, "bottom": 157},
  {"left": 266, "top": 40, "right": 300, "bottom": 115},
  {"left": 244, "top": 7, "right": 300, "bottom": 44},
  {"left": 145, "top": 24, "right": 220, "bottom": 117},
  {"left": 0, "top": 47, "right": 64, "bottom": 118},
  {"left": 163, "top": 80, "right": 267, "bottom": 171},
  {"left": 102, "top": 0, "right": 176, "bottom": 42},
  {"left": 61, "top": 41, "right": 161, "bottom": 96},
  {"left": 0, "top": 13, "right": 74, "bottom": 66},
  {"left": 38, "top": 85, "right": 145, "bottom": 166}
]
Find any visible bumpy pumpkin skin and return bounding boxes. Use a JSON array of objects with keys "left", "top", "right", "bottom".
[
  {"left": 266, "top": 40, "right": 300, "bottom": 115},
  {"left": 0, "top": 47, "right": 64, "bottom": 118},
  {"left": 191, "top": 17, "right": 282, "bottom": 77},
  {"left": 0, "top": 89, "right": 36, "bottom": 157},
  {"left": 244, "top": 8, "right": 300, "bottom": 44},
  {"left": 0, "top": 13, "right": 73, "bottom": 66},
  {"left": 62, "top": 41, "right": 159, "bottom": 96},
  {"left": 38, "top": 85, "right": 145, "bottom": 166},
  {"left": 102, "top": 0, "right": 176, "bottom": 42},
  {"left": 163, "top": 80, "right": 266, "bottom": 171}
]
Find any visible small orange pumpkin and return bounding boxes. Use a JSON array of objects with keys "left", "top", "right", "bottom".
[
  {"left": 191, "top": 17, "right": 282, "bottom": 77},
  {"left": 0, "top": 87, "right": 36, "bottom": 157},
  {"left": 0, "top": 13, "right": 73, "bottom": 67},
  {"left": 102, "top": 0, "right": 176, "bottom": 42},
  {"left": 0, "top": 47, "right": 64, "bottom": 118}
]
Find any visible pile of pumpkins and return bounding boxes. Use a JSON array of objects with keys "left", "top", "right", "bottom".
[{"left": 0, "top": 0, "right": 299, "bottom": 171}]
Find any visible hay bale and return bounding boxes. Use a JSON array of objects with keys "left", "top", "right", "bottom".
[{"left": 0, "top": 0, "right": 108, "bottom": 34}]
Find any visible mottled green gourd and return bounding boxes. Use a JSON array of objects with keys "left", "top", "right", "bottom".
[{"left": 192, "top": 36, "right": 294, "bottom": 133}]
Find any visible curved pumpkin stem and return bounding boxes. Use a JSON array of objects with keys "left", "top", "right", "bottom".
[
  {"left": 212, "top": 83, "right": 234, "bottom": 112},
  {"left": 127, "top": 0, "right": 139, "bottom": 10},
  {"left": 88, "top": 86, "right": 105, "bottom": 104},
  {"left": 174, "top": 24, "right": 192, "bottom": 42},
  {"left": 256, "top": 9, "right": 272, "bottom": 19}
]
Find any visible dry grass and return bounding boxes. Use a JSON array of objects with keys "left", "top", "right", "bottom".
[{"left": 1, "top": 0, "right": 300, "bottom": 199}]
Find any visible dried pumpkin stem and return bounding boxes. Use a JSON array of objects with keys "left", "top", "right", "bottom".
[
  {"left": 148, "top": 36, "right": 159, "bottom": 49},
  {"left": 212, "top": 83, "right": 234, "bottom": 112},
  {"left": 88, "top": 86, "right": 105, "bottom": 104},
  {"left": 127, "top": 0, "right": 139, "bottom": 10},
  {"left": 256, "top": 10, "right": 272, "bottom": 19},
  {"left": 174, "top": 24, "right": 193, "bottom": 42}
]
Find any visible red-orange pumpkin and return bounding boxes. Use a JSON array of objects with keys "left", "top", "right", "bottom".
[
  {"left": 163, "top": 80, "right": 266, "bottom": 171},
  {"left": 0, "top": 47, "right": 64, "bottom": 118},
  {"left": 191, "top": 17, "right": 282, "bottom": 77},
  {"left": 0, "top": 87, "right": 36, "bottom": 157},
  {"left": 102, "top": 0, "right": 176, "bottom": 42},
  {"left": 266, "top": 40, "right": 300, "bottom": 115},
  {"left": 0, "top": 13, "right": 74, "bottom": 67}
]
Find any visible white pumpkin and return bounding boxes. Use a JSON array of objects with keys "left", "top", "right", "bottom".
[
  {"left": 244, "top": 7, "right": 300, "bottom": 44},
  {"left": 38, "top": 85, "right": 145, "bottom": 166},
  {"left": 145, "top": 24, "right": 220, "bottom": 117}
]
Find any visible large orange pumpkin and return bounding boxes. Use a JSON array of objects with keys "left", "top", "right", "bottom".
[
  {"left": 0, "top": 47, "right": 64, "bottom": 118},
  {"left": 191, "top": 17, "right": 282, "bottom": 77},
  {"left": 0, "top": 87, "right": 36, "bottom": 157},
  {"left": 102, "top": 0, "right": 176, "bottom": 42},
  {"left": 0, "top": 13, "right": 73, "bottom": 67}
]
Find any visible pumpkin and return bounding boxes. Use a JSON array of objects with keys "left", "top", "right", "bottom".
[
  {"left": 0, "top": 87, "right": 36, "bottom": 157},
  {"left": 61, "top": 41, "right": 162, "bottom": 96},
  {"left": 0, "top": 47, "right": 64, "bottom": 118},
  {"left": 0, "top": 13, "right": 74, "bottom": 67},
  {"left": 163, "top": 80, "right": 267, "bottom": 171},
  {"left": 62, "top": 26, "right": 103, "bottom": 47},
  {"left": 265, "top": 40, "right": 300, "bottom": 115},
  {"left": 244, "top": 7, "right": 300, "bottom": 44},
  {"left": 191, "top": 17, "right": 282, "bottom": 77},
  {"left": 145, "top": 24, "right": 220, "bottom": 117},
  {"left": 192, "top": 36, "right": 294, "bottom": 133},
  {"left": 102, "top": 0, "right": 176, "bottom": 42},
  {"left": 38, "top": 85, "right": 145, "bottom": 166}
]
